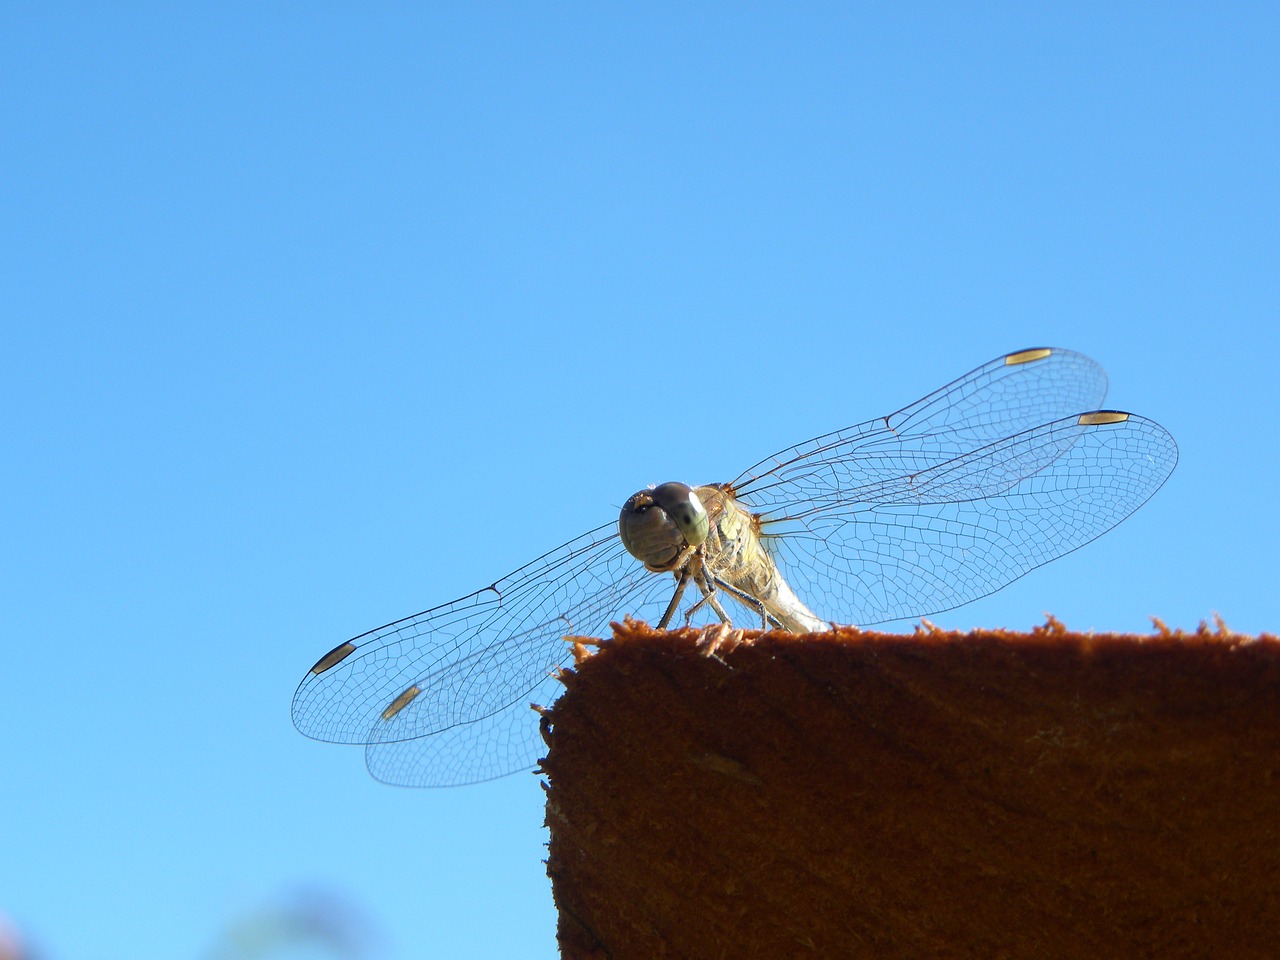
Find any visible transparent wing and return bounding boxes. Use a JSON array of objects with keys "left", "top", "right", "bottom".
[
  {"left": 364, "top": 693, "right": 551, "bottom": 788},
  {"left": 291, "top": 522, "right": 682, "bottom": 786},
  {"left": 732, "top": 347, "right": 1109, "bottom": 499},
  {"left": 731, "top": 347, "right": 1175, "bottom": 624},
  {"left": 755, "top": 413, "right": 1177, "bottom": 625}
]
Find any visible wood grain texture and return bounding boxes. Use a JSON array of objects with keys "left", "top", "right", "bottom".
[{"left": 542, "top": 620, "right": 1280, "bottom": 960}]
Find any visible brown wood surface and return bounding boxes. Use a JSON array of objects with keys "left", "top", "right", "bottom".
[{"left": 541, "top": 620, "right": 1280, "bottom": 959}]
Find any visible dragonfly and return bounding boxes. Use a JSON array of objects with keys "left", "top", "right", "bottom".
[{"left": 292, "top": 347, "right": 1178, "bottom": 787}]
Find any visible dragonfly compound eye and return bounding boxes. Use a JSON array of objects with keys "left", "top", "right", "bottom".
[
  {"left": 651, "top": 482, "right": 710, "bottom": 547},
  {"left": 619, "top": 482, "right": 710, "bottom": 570}
]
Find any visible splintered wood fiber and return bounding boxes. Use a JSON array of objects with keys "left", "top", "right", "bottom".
[{"left": 541, "top": 621, "right": 1280, "bottom": 960}]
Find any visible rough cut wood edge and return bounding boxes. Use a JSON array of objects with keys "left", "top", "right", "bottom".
[{"left": 540, "top": 618, "right": 1280, "bottom": 960}]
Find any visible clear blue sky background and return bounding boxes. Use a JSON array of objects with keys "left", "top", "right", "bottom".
[{"left": 3, "top": 4, "right": 1277, "bottom": 958}]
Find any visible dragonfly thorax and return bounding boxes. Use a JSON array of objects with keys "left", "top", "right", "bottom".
[{"left": 618, "top": 481, "right": 710, "bottom": 571}]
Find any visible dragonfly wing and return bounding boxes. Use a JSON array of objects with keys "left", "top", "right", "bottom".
[
  {"left": 733, "top": 347, "right": 1108, "bottom": 506},
  {"left": 755, "top": 412, "right": 1177, "bottom": 625},
  {"left": 365, "top": 676, "right": 559, "bottom": 787},
  {"left": 292, "top": 521, "right": 672, "bottom": 753}
]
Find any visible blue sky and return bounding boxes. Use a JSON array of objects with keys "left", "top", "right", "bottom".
[{"left": 2, "top": 3, "right": 1277, "bottom": 958}]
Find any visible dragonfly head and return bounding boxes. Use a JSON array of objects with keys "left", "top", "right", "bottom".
[{"left": 619, "top": 482, "right": 710, "bottom": 571}]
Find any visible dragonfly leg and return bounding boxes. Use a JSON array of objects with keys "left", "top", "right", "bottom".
[
  {"left": 681, "top": 582, "right": 732, "bottom": 627},
  {"left": 712, "top": 576, "right": 779, "bottom": 630},
  {"left": 656, "top": 569, "right": 692, "bottom": 630},
  {"left": 701, "top": 588, "right": 735, "bottom": 627},
  {"left": 676, "top": 557, "right": 730, "bottom": 627},
  {"left": 683, "top": 561, "right": 752, "bottom": 628},
  {"left": 683, "top": 565, "right": 782, "bottom": 631}
]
